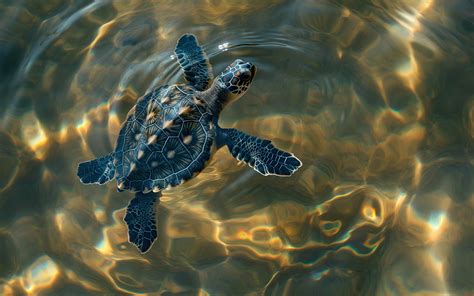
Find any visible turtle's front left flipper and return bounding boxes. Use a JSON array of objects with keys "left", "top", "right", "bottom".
[
  {"left": 175, "top": 34, "right": 213, "bottom": 91},
  {"left": 218, "top": 128, "right": 302, "bottom": 176},
  {"left": 77, "top": 153, "right": 115, "bottom": 185},
  {"left": 124, "top": 191, "right": 161, "bottom": 253}
]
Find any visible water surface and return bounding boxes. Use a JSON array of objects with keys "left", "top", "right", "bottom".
[{"left": 0, "top": 0, "right": 473, "bottom": 295}]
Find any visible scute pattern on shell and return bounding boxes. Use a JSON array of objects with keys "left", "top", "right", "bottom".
[{"left": 114, "top": 85, "right": 213, "bottom": 192}]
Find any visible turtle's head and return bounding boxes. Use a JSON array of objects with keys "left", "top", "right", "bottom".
[{"left": 216, "top": 59, "right": 256, "bottom": 100}]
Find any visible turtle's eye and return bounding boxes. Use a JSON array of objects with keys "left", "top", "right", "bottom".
[{"left": 240, "top": 71, "right": 251, "bottom": 81}]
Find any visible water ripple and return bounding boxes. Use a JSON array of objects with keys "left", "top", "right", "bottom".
[{"left": 0, "top": 0, "right": 473, "bottom": 295}]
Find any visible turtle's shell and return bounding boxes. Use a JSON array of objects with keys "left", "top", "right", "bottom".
[{"left": 114, "top": 85, "right": 214, "bottom": 192}]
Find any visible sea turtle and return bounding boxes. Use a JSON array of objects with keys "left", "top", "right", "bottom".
[{"left": 77, "top": 34, "right": 302, "bottom": 253}]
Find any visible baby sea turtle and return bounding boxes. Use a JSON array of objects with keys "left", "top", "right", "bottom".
[{"left": 77, "top": 34, "right": 302, "bottom": 253}]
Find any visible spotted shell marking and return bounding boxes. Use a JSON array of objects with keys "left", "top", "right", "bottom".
[{"left": 114, "top": 85, "right": 213, "bottom": 192}]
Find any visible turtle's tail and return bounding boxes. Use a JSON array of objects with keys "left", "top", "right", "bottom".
[{"left": 77, "top": 153, "right": 115, "bottom": 185}]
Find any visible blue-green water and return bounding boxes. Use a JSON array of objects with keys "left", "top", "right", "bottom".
[{"left": 0, "top": 0, "right": 473, "bottom": 295}]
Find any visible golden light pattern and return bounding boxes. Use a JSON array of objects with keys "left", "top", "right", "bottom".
[
  {"left": 21, "top": 112, "right": 48, "bottom": 160},
  {"left": 21, "top": 256, "right": 59, "bottom": 295},
  {"left": 54, "top": 211, "right": 66, "bottom": 233},
  {"left": 0, "top": 0, "right": 472, "bottom": 294}
]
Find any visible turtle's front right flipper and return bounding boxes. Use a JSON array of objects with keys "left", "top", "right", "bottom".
[
  {"left": 77, "top": 153, "right": 115, "bottom": 185},
  {"left": 218, "top": 128, "right": 302, "bottom": 176},
  {"left": 124, "top": 191, "right": 160, "bottom": 253}
]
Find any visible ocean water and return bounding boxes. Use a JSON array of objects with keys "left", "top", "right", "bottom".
[{"left": 0, "top": 0, "right": 473, "bottom": 295}]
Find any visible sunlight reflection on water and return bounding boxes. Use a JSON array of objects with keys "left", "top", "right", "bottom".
[{"left": 0, "top": 0, "right": 473, "bottom": 295}]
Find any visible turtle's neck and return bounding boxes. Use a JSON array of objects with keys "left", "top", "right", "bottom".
[{"left": 199, "top": 80, "right": 230, "bottom": 115}]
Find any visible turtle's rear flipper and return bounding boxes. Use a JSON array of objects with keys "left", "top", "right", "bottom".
[
  {"left": 77, "top": 153, "right": 115, "bottom": 184},
  {"left": 124, "top": 191, "right": 160, "bottom": 253},
  {"left": 218, "top": 128, "right": 302, "bottom": 176}
]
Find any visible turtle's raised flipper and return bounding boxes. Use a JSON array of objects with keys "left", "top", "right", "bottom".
[
  {"left": 218, "top": 128, "right": 302, "bottom": 176},
  {"left": 175, "top": 34, "right": 213, "bottom": 91},
  {"left": 77, "top": 153, "right": 115, "bottom": 185},
  {"left": 124, "top": 191, "right": 160, "bottom": 253}
]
